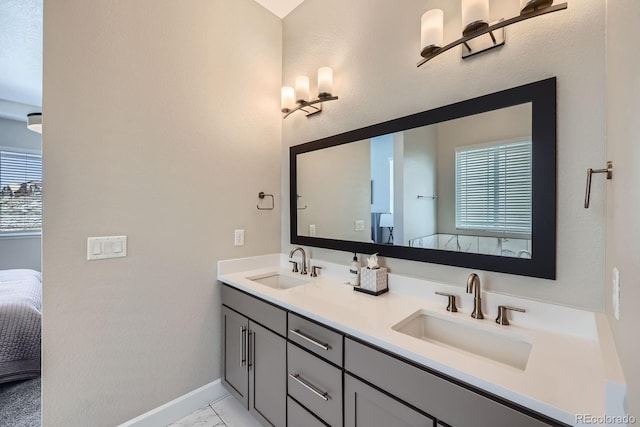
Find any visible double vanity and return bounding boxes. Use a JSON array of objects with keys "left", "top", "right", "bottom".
[{"left": 218, "top": 253, "right": 625, "bottom": 427}]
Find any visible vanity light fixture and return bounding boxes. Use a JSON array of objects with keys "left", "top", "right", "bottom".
[
  {"left": 417, "top": 1, "right": 568, "bottom": 66},
  {"left": 281, "top": 67, "right": 338, "bottom": 119},
  {"left": 27, "top": 113, "right": 42, "bottom": 134}
]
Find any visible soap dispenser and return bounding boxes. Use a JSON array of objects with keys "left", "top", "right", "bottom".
[{"left": 349, "top": 253, "right": 360, "bottom": 286}]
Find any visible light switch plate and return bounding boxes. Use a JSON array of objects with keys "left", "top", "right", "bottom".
[
  {"left": 87, "top": 236, "right": 127, "bottom": 260},
  {"left": 234, "top": 229, "right": 245, "bottom": 246},
  {"left": 355, "top": 220, "right": 365, "bottom": 231}
]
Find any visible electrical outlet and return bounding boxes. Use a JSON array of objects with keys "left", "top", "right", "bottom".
[
  {"left": 613, "top": 268, "right": 620, "bottom": 320},
  {"left": 355, "top": 220, "right": 365, "bottom": 231},
  {"left": 309, "top": 224, "right": 316, "bottom": 237},
  {"left": 234, "top": 229, "right": 245, "bottom": 246}
]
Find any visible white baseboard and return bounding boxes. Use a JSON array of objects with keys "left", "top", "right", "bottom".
[{"left": 118, "top": 379, "right": 229, "bottom": 427}]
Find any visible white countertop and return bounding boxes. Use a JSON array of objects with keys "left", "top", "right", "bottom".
[{"left": 217, "top": 253, "right": 626, "bottom": 427}]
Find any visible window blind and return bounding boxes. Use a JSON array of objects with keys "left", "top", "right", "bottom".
[
  {"left": 0, "top": 150, "right": 43, "bottom": 233},
  {"left": 455, "top": 140, "right": 532, "bottom": 234}
]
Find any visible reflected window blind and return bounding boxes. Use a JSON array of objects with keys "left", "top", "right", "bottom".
[
  {"left": 0, "top": 150, "right": 43, "bottom": 233},
  {"left": 455, "top": 140, "right": 532, "bottom": 234}
]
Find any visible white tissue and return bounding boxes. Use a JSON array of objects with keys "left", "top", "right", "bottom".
[{"left": 367, "top": 253, "right": 379, "bottom": 269}]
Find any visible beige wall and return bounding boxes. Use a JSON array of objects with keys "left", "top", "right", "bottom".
[
  {"left": 605, "top": 0, "right": 640, "bottom": 418},
  {"left": 42, "top": 1, "right": 282, "bottom": 425},
  {"left": 0, "top": 117, "right": 42, "bottom": 271},
  {"left": 282, "top": 0, "right": 606, "bottom": 309}
]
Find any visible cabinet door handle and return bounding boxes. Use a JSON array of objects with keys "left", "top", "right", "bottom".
[
  {"left": 240, "top": 326, "right": 246, "bottom": 367},
  {"left": 289, "top": 329, "right": 330, "bottom": 351},
  {"left": 247, "top": 330, "right": 253, "bottom": 370},
  {"left": 288, "top": 373, "right": 330, "bottom": 401}
]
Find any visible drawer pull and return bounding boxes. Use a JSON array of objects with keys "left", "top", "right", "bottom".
[
  {"left": 289, "top": 329, "right": 330, "bottom": 351},
  {"left": 289, "top": 373, "right": 330, "bottom": 401}
]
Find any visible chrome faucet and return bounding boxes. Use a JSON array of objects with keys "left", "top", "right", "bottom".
[
  {"left": 289, "top": 247, "right": 308, "bottom": 275},
  {"left": 466, "top": 273, "right": 484, "bottom": 319}
]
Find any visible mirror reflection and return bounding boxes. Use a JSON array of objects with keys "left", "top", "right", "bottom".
[{"left": 296, "top": 103, "right": 532, "bottom": 258}]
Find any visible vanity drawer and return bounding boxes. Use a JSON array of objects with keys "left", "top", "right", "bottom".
[
  {"left": 345, "top": 338, "right": 558, "bottom": 427},
  {"left": 221, "top": 284, "right": 286, "bottom": 336},
  {"left": 288, "top": 396, "right": 329, "bottom": 427},
  {"left": 288, "top": 313, "right": 343, "bottom": 366},
  {"left": 288, "top": 343, "right": 343, "bottom": 427}
]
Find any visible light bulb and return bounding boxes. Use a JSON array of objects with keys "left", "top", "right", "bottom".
[
  {"left": 281, "top": 87, "right": 295, "bottom": 112},
  {"left": 461, "top": 0, "right": 490, "bottom": 36},
  {"left": 317, "top": 67, "right": 333, "bottom": 98},
  {"left": 295, "top": 76, "right": 310, "bottom": 103}
]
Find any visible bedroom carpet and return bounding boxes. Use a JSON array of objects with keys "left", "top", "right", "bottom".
[{"left": 0, "top": 377, "right": 41, "bottom": 427}]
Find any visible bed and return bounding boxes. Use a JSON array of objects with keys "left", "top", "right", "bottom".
[{"left": 0, "top": 269, "right": 42, "bottom": 384}]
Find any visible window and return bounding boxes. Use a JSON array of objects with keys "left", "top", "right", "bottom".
[
  {"left": 0, "top": 150, "right": 43, "bottom": 234},
  {"left": 455, "top": 140, "right": 532, "bottom": 234}
]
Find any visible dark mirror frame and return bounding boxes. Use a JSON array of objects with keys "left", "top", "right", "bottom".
[{"left": 290, "top": 78, "right": 556, "bottom": 279}]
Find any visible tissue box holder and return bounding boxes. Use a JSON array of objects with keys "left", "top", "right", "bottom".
[{"left": 354, "top": 267, "right": 389, "bottom": 296}]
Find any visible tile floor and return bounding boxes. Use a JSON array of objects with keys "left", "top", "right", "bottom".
[{"left": 167, "top": 394, "right": 263, "bottom": 427}]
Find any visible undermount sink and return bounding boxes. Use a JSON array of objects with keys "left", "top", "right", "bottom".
[
  {"left": 246, "top": 272, "right": 310, "bottom": 290},
  {"left": 392, "top": 310, "right": 532, "bottom": 370}
]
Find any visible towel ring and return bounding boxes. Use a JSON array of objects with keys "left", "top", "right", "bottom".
[{"left": 257, "top": 192, "right": 274, "bottom": 210}]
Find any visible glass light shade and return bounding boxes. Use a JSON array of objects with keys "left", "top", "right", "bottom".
[
  {"left": 295, "top": 76, "right": 310, "bottom": 103},
  {"left": 27, "top": 113, "right": 42, "bottom": 134},
  {"left": 461, "top": 0, "right": 490, "bottom": 36},
  {"left": 317, "top": 67, "right": 333, "bottom": 97},
  {"left": 281, "top": 87, "right": 295, "bottom": 112},
  {"left": 421, "top": 9, "right": 444, "bottom": 57}
]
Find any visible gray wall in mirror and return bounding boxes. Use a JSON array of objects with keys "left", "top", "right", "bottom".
[{"left": 290, "top": 78, "right": 556, "bottom": 279}]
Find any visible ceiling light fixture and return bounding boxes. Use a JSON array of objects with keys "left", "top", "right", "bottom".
[
  {"left": 418, "top": 1, "right": 567, "bottom": 66},
  {"left": 27, "top": 113, "right": 42, "bottom": 134}
]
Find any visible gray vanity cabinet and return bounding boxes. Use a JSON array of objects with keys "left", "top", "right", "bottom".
[
  {"left": 287, "top": 343, "right": 343, "bottom": 427},
  {"left": 345, "top": 338, "right": 556, "bottom": 427},
  {"left": 344, "top": 374, "right": 434, "bottom": 427},
  {"left": 220, "top": 283, "right": 564, "bottom": 427},
  {"left": 221, "top": 305, "right": 249, "bottom": 407},
  {"left": 288, "top": 313, "right": 343, "bottom": 366},
  {"left": 344, "top": 375, "right": 435, "bottom": 427},
  {"left": 249, "top": 321, "right": 286, "bottom": 427},
  {"left": 287, "top": 397, "right": 328, "bottom": 427},
  {"left": 221, "top": 285, "right": 287, "bottom": 427}
]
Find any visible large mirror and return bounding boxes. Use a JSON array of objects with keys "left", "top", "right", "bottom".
[{"left": 290, "top": 78, "right": 556, "bottom": 279}]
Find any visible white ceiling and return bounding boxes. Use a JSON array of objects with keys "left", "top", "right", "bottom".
[
  {"left": 0, "top": 0, "right": 42, "bottom": 119},
  {"left": 253, "top": 0, "right": 304, "bottom": 18},
  {"left": 0, "top": 0, "right": 300, "bottom": 121}
]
